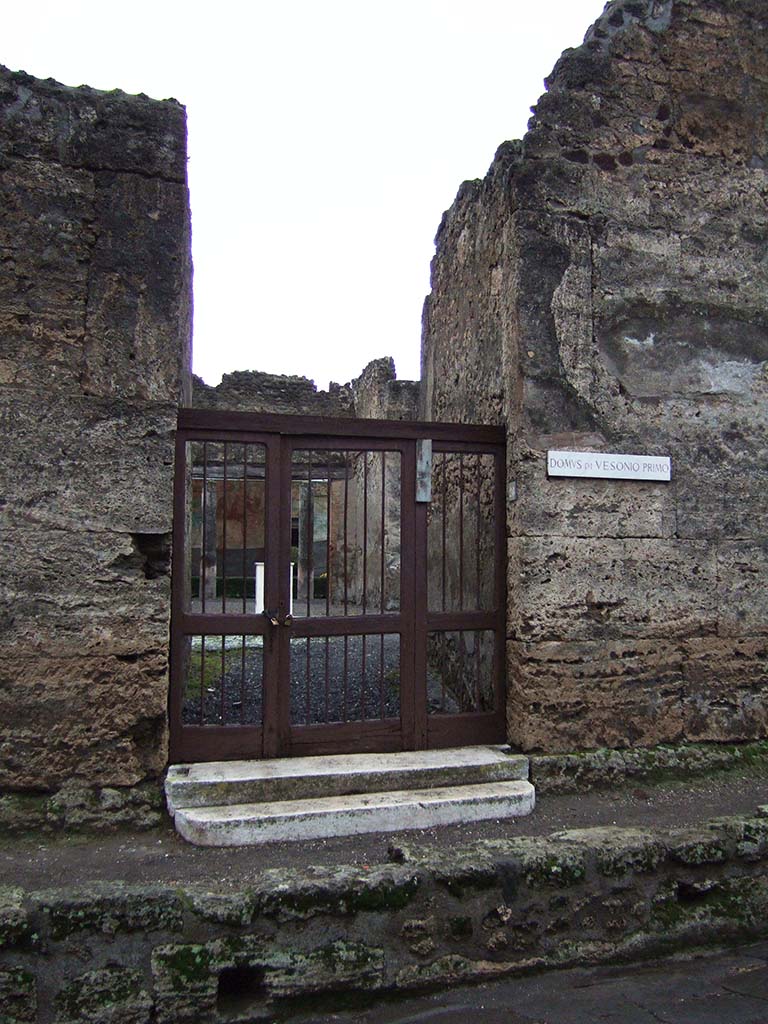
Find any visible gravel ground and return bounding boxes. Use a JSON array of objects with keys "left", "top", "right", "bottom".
[
  {"left": 2, "top": 768, "right": 766, "bottom": 891},
  {"left": 182, "top": 633, "right": 478, "bottom": 727},
  {"left": 183, "top": 634, "right": 403, "bottom": 727}
]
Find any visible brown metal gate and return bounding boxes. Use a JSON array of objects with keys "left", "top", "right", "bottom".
[{"left": 169, "top": 410, "right": 506, "bottom": 762}]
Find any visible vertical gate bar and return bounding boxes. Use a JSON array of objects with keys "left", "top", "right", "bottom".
[
  {"left": 327, "top": 456, "right": 333, "bottom": 720},
  {"left": 222, "top": 443, "right": 228, "bottom": 613},
  {"left": 490, "top": 619, "right": 499, "bottom": 723},
  {"left": 326, "top": 456, "right": 332, "bottom": 617},
  {"left": 305, "top": 637, "right": 311, "bottom": 725},
  {"left": 343, "top": 453, "right": 349, "bottom": 615},
  {"left": 241, "top": 445, "right": 252, "bottom": 723},
  {"left": 494, "top": 449, "right": 505, "bottom": 612},
  {"left": 241, "top": 445, "right": 247, "bottom": 614},
  {"left": 220, "top": 634, "right": 226, "bottom": 724},
  {"left": 475, "top": 629, "right": 481, "bottom": 711},
  {"left": 324, "top": 635, "right": 330, "bottom": 723},
  {"left": 343, "top": 634, "right": 349, "bottom": 723},
  {"left": 200, "top": 634, "right": 205, "bottom": 725},
  {"left": 476, "top": 454, "right": 482, "bottom": 610},
  {"left": 362, "top": 453, "right": 368, "bottom": 614},
  {"left": 441, "top": 452, "right": 447, "bottom": 612},
  {"left": 240, "top": 634, "right": 246, "bottom": 725},
  {"left": 458, "top": 453, "right": 465, "bottom": 611},
  {"left": 379, "top": 633, "right": 385, "bottom": 718},
  {"left": 264, "top": 435, "right": 292, "bottom": 759},
  {"left": 201, "top": 442, "right": 208, "bottom": 614},
  {"left": 306, "top": 451, "right": 313, "bottom": 617},
  {"left": 440, "top": 631, "right": 446, "bottom": 711},
  {"left": 361, "top": 633, "right": 367, "bottom": 721},
  {"left": 459, "top": 629, "right": 467, "bottom": 712},
  {"left": 380, "top": 451, "right": 386, "bottom": 613},
  {"left": 407, "top": 440, "right": 426, "bottom": 748}
]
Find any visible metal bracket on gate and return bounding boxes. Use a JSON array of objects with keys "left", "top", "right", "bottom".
[
  {"left": 416, "top": 439, "right": 432, "bottom": 503},
  {"left": 262, "top": 610, "right": 293, "bottom": 627}
]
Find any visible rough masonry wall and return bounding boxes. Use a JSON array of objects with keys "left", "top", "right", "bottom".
[
  {"left": 192, "top": 370, "right": 355, "bottom": 417},
  {"left": 421, "top": 0, "right": 768, "bottom": 752},
  {"left": 0, "top": 67, "right": 192, "bottom": 792},
  {"left": 193, "top": 357, "right": 419, "bottom": 421},
  {"left": 351, "top": 357, "right": 421, "bottom": 421}
]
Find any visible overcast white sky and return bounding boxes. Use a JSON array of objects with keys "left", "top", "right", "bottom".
[{"left": 5, "top": 1, "right": 607, "bottom": 388}]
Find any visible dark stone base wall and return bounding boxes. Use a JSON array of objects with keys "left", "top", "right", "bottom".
[{"left": 2, "top": 813, "right": 768, "bottom": 1022}]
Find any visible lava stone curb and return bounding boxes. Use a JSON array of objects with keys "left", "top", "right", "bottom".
[
  {"left": 530, "top": 740, "right": 768, "bottom": 795},
  {"left": 2, "top": 812, "right": 768, "bottom": 1022}
]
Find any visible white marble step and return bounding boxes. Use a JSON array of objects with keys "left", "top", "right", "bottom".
[
  {"left": 166, "top": 746, "right": 529, "bottom": 812},
  {"left": 173, "top": 779, "right": 535, "bottom": 846}
]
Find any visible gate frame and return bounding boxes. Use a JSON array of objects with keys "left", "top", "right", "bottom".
[{"left": 169, "top": 409, "right": 507, "bottom": 763}]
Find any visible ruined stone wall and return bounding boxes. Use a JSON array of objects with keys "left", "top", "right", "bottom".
[
  {"left": 351, "top": 357, "right": 421, "bottom": 422},
  {"left": 192, "top": 370, "right": 355, "bottom": 417},
  {"left": 422, "top": 0, "right": 768, "bottom": 752},
  {"left": 193, "top": 357, "right": 419, "bottom": 421},
  {"left": 0, "top": 67, "right": 192, "bottom": 792}
]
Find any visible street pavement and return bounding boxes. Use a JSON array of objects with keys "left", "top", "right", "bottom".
[{"left": 289, "top": 942, "right": 768, "bottom": 1023}]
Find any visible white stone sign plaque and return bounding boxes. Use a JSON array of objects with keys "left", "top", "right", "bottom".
[{"left": 547, "top": 450, "right": 671, "bottom": 482}]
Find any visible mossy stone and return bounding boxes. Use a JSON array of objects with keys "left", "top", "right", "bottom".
[
  {"left": 0, "top": 888, "right": 36, "bottom": 952},
  {"left": 668, "top": 835, "right": 728, "bottom": 866},
  {"left": 43, "top": 885, "right": 184, "bottom": 939},
  {"left": 0, "top": 968, "right": 36, "bottom": 1023},
  {"left": 522, "top": 850, "right": 586, "bottom": 888},
  {"left": 55, "top": 967, "right": 151, "bottom": 1022}
]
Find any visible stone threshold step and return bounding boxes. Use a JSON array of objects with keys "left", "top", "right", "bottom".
[
  {"left": 173, "top": 779, "right": 535, "bottom": 847},
  {"left": 166, "top": 746, "right": 529, "bottom": 811}
]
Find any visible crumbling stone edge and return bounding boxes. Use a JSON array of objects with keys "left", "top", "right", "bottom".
[
  {"left": 0, "top": 781, "right": 164, "bottom": 838},
  {"left": 1, "top": 740, "right": 766, "bottom": 839},
  {"left": 2, "top": 811, "right": 768, "bottom": 1022},
  {"left": 530, "top": 739, "right": 768, "bottom": 795}
]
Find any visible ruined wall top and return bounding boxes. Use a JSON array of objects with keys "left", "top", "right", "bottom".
[
  {"left": 193, "top": 357, "right": 420, "bottom": 421},
  {"left": 0, "top": 64, "right": 192, "bottom": 405},
  {"left": 350, "top": 357, "right": 421, "bottom": 421},
  {"left": 526, "top": 0, "right": 767, "bottom": 180},
  {"left": 192, "top": 369, "right": 356, "bottom": 417},
  {"left": 423, "top": 0, "right": 768, "bottom": 430},
  {"left": 0, "top": 66, "right": 187, "bottom": 179}
]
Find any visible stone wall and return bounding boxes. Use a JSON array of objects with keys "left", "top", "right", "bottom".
[
  {"left": 193, "top": 356, "right": 419, "bottom": 421},
  {"left": 421, "top": 0, "right": 768, "bottom": 751},
  {"left": 192, "top": 370, "right": 355, "bottom": 417},
  {"left": 351, "top": 357, "right": 421, "bottom": 421},
  {"left": 2, "top": 811, "right": 768, "bottom": 1021},
  {"left": 0, "top": 67, "right": 192, "bottom": 791}
]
